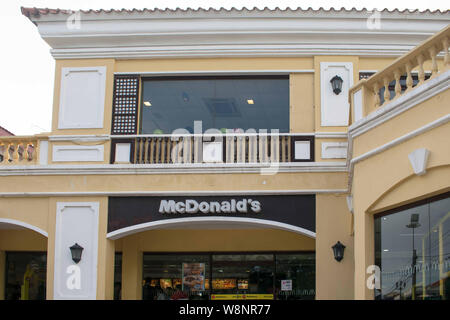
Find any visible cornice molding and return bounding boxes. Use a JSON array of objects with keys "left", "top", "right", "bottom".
[{"left": 24, "top": 10, "right": 449, "bottom": 59}]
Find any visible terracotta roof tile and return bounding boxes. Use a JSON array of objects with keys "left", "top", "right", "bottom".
[
  {"left": 21, "top": 6, "right": 449, "bottom": 19},
  {"left": 0, "top": 126, "right": 14, "bottom": 136}
]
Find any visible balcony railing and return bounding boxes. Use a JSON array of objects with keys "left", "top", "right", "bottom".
[
  {"left": 0, "top": 136, "right": 39, "bottom": 165},
  {"left": 111, "top": 133, "right": 314, "bottom": 165},
  {"left": 349, "top": 25, "right": 450, "bottom": 122}
]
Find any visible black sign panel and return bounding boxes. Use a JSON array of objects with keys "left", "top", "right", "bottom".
[{"left": 108, "top": 195, "right": 315, "bottom": 233}]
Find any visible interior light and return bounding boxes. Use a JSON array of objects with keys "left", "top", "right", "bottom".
[
  {"left": 144, "top": 101, "right": 152, "bottom": 107},
  {"left": 247, "top": 99, "right": 254, "bottom": 105},
  {"left": 383, "top": 249, "right": 390, "bottom": 252}
]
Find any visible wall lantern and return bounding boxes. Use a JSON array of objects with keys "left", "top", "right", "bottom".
[
  {"left": 330, "top": 75, "right": 343, "bottom": 95},
  {"left": 70, "top": 243, "right": 84, "bottom": 264},
  {"left": 332, "top": 241, "right": 346, "bottom": 262}
]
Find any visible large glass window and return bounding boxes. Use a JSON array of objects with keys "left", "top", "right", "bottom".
[
  {"left": 142, "top": 252, "right": 315, "bottom": 300},
  {"left": 212, "top": 254, "right": 274, "bottom": 296},
  {"left": 140, "top": 76, "right": 289, "bottom": 134},
  {"left": 375, "top": 193, "right": 450, "bottom": 300},
  {"left": 5, "top": 252, "right": 47, "bottom": 300}
]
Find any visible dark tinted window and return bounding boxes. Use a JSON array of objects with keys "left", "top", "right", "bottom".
[{"left": 140, "top": 76, "right": 289, "bottom": 134}]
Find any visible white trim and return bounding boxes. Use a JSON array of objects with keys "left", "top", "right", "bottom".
[
  {"left": 0, "top": 189, "right": 348, "bottom": 198},
  {"left": 0, "top": 218, "right": 48, "bottom": 237},
  {"left": 54, "top": 202, "right": 99, "bottom": 300},
  {"left": 350, "top": 115, "right": 449, "bottom": 166},
  {"left": 51, "top": 47, "right": 425, "bottom": 60},
  {"left": 116, "top": 69, "right": 315, "bottom": 75},
  {"left": 321, "top": 142, "right": 348, "bottom": 159},
  {"left": 49, "top": 135, "right": 110, "bottom": 142},
  {"left": 0, "top": 162, "right": 348, "bottom": 176},
  {"left": 359, "top": 70, "right": 378, "bottom": 74},
  {"left": 52, "top": 145, "right": 104, "bottom": 162},
  {"left": 58, "top": 66, "right": 106, "bottom": 129},
  {"left": 315, "top": 132, "right": 348, "bottom": 139},
  {"left": 320, "top": 62, "right": 354, "bottom": 127},
  {"left": 107, "top": 216, "right": 316, "bottom": 240}
]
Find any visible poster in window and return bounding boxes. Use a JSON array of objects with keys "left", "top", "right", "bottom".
[{"left": 182, "top": 263, "right": 205, "bottom": 291}]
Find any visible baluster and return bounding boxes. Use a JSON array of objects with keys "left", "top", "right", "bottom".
[
  {"left": 136, "top": 138, "right": 141, "bottom": 164},
  {"left": 417, "top": 54, "right": 425, "bottom": 84},
  {"left": 167, "top": 137, "right": 172, "bottom": 164},
  {"left": 142, "top": 138, "right": 148, "bottom": 164},
  {"left": 259, "top": 134, "right": 267, "bottom": 163},
  {"left": 248, "top": 135, "right": 255, "bottom": 163},
  {"left": 237, "top": 136, "right": 244, "bottom": 163},
  {"left": 281, "top": 136, "right": 286, "bottom": 163},
  {"left": 8, "top": 143, "right": 15, "bottom": 162},
  {"left": 246, "top": 136, "right": 250, "bottom": 162},
  {"left": 405, "top": 62, "right": 413, "bottom": 91},
  {"left": 148, "top": 138, "right": 154, "bottom": 164},
  {"left": 28, "top": 143, "right": 35, "bottom": 161},
  {"left": 155, "top": 138, "right": 162, "bottom": 163},
  {"left": 383, "top": 78, "right": 390, "bottom": 103},
  {"left": 226, "top": 135, "right": 233, "bottom": 163},
  {"left": 287, "top": 136, "right": 291, "bottom": 162},
  {"left": 182, "top": 137, "right": 188, "bottom": 163},
  {"left": 443, "top": 37, "right": 449, "bottom": 67},
  {"left": 17, "top": 143, "right": 25, "bottom": 162},
  {"left": 270, "top": 134, "right": 279, "bottom": 163},
  {"left": 373, "top": 83, "right": 380, "bottom": 108},
  {"left": 0, "top": 144, "right": 4, "bottom": 162},
  {"left": 193, "top": 136, "right": 200, "bottom": 163},
  {"left": 172, "top": 138, "right": 179, "bottom": 163},
  {"left": 394, "top": 70, "right": 401, "bottom": 98},
  {"left": 428, "top": 46, "right": 438, "bottom": 76},
  {"left": 161, "top": 137, "right": 166, "bottom": 163}
]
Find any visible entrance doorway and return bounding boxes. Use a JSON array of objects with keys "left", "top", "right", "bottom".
[{"left": 142, "top": 252, "right": 315, "bottom": 300}]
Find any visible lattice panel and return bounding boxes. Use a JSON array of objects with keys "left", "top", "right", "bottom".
[{"left": 111, "top": 76, "right": 139, "bottom": 134}]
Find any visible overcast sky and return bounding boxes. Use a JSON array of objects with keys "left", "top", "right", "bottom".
[{"left": 0, "top": 0, "right": 448, "bottom": 135}]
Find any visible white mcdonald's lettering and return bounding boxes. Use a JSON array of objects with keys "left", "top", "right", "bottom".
[{"left": 159, "top": 199, "right": 261, "bottom": 214}]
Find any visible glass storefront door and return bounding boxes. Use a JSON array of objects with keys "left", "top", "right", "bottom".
[{"left": 142, "top": 252, "right": 315, "bottom": 300}]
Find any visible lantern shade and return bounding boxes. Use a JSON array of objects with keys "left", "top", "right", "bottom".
[
  {"left": 330, "top": 75, "right": 343, "bottom": 95},
  {"left": 70, "top": 243, "right": 84, "bottom": 264},
  {"left": 332, "top": 241, "right": 346, "bottom": 262}
]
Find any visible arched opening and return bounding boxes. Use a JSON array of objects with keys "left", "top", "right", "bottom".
[
  {"left": 111, "top": 219, "right": 316, "bottom": 301},
  {"left": 0, "top": 219, "right": 48, "bottom": 301}
]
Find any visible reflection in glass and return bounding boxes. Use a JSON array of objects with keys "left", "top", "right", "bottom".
[
  {"left": 275, "top": 253, "right": 315, "bottom": 300},
  {"left": 5, "top": 252, "right": 47, "bottom": 300},
  {"left": 375, "top": 195, "right": 450, "bottom": 300}
]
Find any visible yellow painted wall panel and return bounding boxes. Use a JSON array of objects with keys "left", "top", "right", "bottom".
[{"left": 316, "top": 194, "right": 354, "bottom": 299}]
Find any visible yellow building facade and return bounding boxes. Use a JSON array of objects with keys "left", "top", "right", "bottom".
[{"left": 0, "top": 7, "right": 448, "bottom": 300}]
